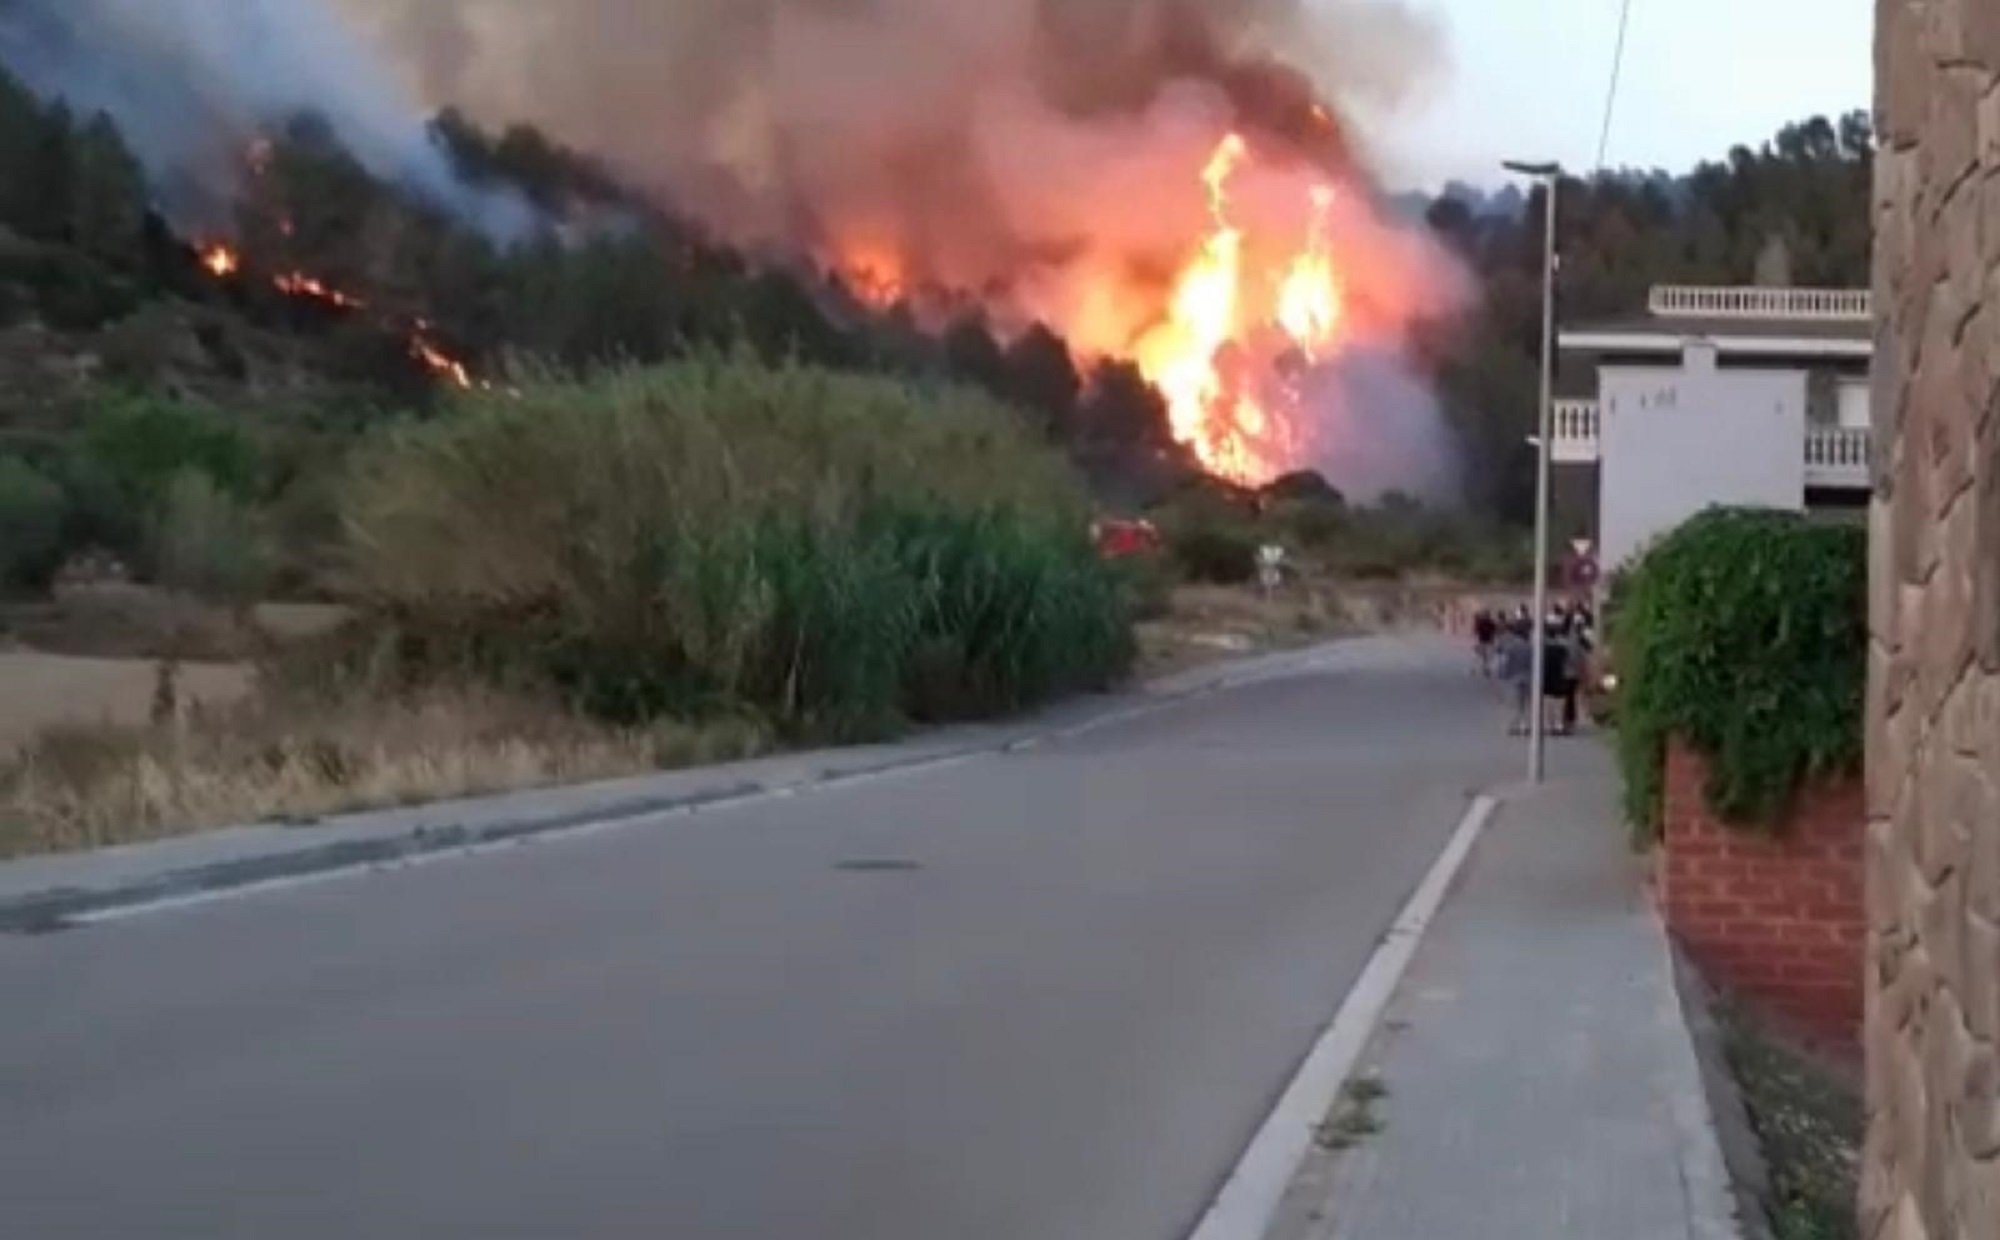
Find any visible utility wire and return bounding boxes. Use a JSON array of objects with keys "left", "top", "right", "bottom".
[{"left": 1595, "top": 0, "right": 1636, "bottom": 172}]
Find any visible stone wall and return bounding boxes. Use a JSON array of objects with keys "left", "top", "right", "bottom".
[
  {"left": 1865, "top": 2, "right": 2000, "bottom": 1236},
  {"left": 1660, "top": 745, "right": 1865, "bottom": 1048}
]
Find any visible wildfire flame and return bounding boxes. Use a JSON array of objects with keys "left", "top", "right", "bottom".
[
  {"left": 411, "top": 332, "right": 475, "bottom": 390},
  {"left": 1131, "top": 133, "right": 1351, "bottom": 483},
  {"left": 1275, "top": 186, "right": 1344, "bottom": 356},
  {"left": 273, "top": 271, "right": 367, "bottom": 310},
  {"left": 839, "top": 240, "right": 908, "bottom": 309},
  {"left": 192, "top": 242, "right": 481, "bottom": 391},
  {"left": 199, "top": 243, "right": 240, "bottom": 278}
]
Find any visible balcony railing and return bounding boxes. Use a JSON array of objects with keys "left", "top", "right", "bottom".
[
  {"left": 1805, "top": 426, "right": 1872, "bottom": 486},
  {"left": 1649, "top": 286, "right": 1872, "bottom": 322},
  {"left": 1547, "top": 405, "right": 1871, "bottom": 487},
  {"left": 1551, "top": 399, "right": 1599, "bottom": 463}
]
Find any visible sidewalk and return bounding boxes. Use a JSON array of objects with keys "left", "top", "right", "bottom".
[{"left": 1266, "top": 744, "right": 1743, "bottom": 1240}]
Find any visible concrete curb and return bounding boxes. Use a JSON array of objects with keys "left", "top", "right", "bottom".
[
  {"left": 0, "top": 639, "right": 1368, "bottom": 933},
  {"left": 1646, "top": 884, "right": 1750, "bottom": 1240},
  {"left": 1669, "top": 944, "right": 1778, "bottom": 1240},
  {"left": 1187, "top": 794, "right": 1499, "bottom": 1240}
]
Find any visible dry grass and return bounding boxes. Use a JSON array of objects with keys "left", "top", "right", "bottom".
[
  {"left": 0, "top": 683, "right": 771, "bottom": 859},
  {"left": 1135, "top": 582, "right": 1345, "bottom": 677},
  {"left": 0, "top": 651, "right": 252, "bottom": 752}
]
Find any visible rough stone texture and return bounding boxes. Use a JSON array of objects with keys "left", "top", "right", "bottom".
[
  {"left": 1867, "top": 3, "right": 2000, "bottom": 1237},
  {"left": 1660, "top": 744, "right": 1866, "bottom": 1049}
]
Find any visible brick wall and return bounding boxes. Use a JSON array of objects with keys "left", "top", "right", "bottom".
[
  {"left": 1867, "top": 1, "right": 2000, "bottom": 1235},
  {"left": 1660, "top": 743, "right": 1866, "bottom": 1048}
]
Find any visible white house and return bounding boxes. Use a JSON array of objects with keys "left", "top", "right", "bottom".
[{"left": 1552, "top": 285, "right": 1872, "bottom": 572}]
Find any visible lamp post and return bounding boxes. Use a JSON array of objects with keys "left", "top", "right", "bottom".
[{"left": 1504, "top": 159, "right": 1561, "bottom": 784}]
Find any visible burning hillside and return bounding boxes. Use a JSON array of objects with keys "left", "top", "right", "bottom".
[
  {"left": 192, "top": 240, "right": 478, "bottom": 390},
  {"left": 0, "top": 0, "right": 1464, "bottom": 496},
  {"left": 342, "top": 0, "right": 1466, "bottom": 493}
]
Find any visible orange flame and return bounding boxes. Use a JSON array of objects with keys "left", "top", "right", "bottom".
[
  {"left": 1131, "top": 133, "right": 1350, "bottom": 483},
  {"left": 191, "top": 244, "right": 481, "bottom": 391},
  {"left": 199, "top": 243, "right": 240, "bottom": 278},
  {"left": 410, "top": 333, "right": 475, "bottom": 390},
  {"left": 839, "top": 240, "right": 908, "bottom": 309},
  {"left": 1275, "top": 186, "right": 1344, "bottom": 357},
  {"left": 274, "top": 271, "right": 367, "bottom": 310}
]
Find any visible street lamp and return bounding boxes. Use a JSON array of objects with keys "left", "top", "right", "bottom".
[{"left": 1504, "top": 159, "right": 1561, "bottom": 785}]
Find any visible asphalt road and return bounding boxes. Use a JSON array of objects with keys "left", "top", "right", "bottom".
[{"left": 1, "top": 637, "right": 1518, "bottom": 1240}]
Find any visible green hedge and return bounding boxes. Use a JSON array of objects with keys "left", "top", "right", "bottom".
[{"left": 1614, "top": 507, "right": 1865, "bottom": 835}]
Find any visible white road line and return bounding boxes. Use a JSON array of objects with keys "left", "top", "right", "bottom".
[{"left": 1186, "top": 793, "right": 1500, "bottom": 1240}]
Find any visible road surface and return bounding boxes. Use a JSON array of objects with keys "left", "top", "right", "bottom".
[{"left": 1, "top": 637, "right": 1518, "bottom": 1239}]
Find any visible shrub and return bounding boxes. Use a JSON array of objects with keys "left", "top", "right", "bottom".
[
  {"left": 1158, "top": 495, "right": 1259, "bottom": 583},
  {"left": 1614, "top": 507, "right": 1865, "bottom": 835},
  {"left": 80, "top": 392, "right": 259, "bottom": 504},
  {"left": 0, "top": 454, "right": 67, "bottom": 590},
  {"left": 1113, "top": 551, "right": 1177, "bottom": 621},
  {"left": 879, "top": 504, "right": 1133, "bottom": 720},
  {"left": 336, "top": 357, "right": 1132, "bottom": 737},
  {"left": 148, "top": 470, "right": 271, "bottom": 605}
]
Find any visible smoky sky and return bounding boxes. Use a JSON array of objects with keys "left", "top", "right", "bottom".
[
  {"left": 0, "top": 0, "right": 536, "bottom": 235},
  {"left": 334, "top": 0, "right": 1445, "bottom": 260}
]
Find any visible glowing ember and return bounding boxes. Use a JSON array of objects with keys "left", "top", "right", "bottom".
[
  {"left": 274, "top": 271, "right": 367, "bottom": 310},
  {"left": 199, "top": 243, "right": 240, "bottom": 278},
  {"left": 1130, "top": 133, "right": 1350, "bottom": 483},
  {"left": 839, "top": 241, "right": 908, "bottom": 309},
  {"left": 410, "top": 334, "right": 475, "bottom": 390}
]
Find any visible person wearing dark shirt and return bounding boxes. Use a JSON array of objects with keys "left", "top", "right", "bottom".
[
  {"left": 1473, "top": 609, "right": 1498, "bottom": 676},
  {"left": 1540, "top": 621, "right": 1572, "bottom": 736}
]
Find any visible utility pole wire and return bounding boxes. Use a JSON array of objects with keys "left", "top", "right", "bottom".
[{"left": 1595, "top": 0, "right": 1636, "bottom": 172}]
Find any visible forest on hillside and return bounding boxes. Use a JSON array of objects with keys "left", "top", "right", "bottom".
[{"left": 0, "top": 47, "right": 1873, "bottom": 593}]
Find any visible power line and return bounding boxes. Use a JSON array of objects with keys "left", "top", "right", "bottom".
[{"left": 1595, "top": 0, "right": 1636, "bottom": 172}]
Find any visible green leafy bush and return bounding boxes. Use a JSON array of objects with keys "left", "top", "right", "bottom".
[
  {"left": 81, "top": 392, "right": 259, "bottom": 503},
  {"left": 64, "top": 393, "right": 261, "bottom": 563},
  {"left": 0, "top": 454, "right": 66, "bottom": 590},
  {"left": 336, "top": 357, "right": 1132, "bottom": 738},
  {"left": 1614, "top": 507, "right": 1865, "bottom": 835}
]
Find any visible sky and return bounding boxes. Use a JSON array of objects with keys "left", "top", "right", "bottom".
[{"left": 1366, "top": 0, "right": 1874, "bottom": 189}]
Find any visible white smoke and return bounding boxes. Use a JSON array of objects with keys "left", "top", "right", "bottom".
[{"left": 0, "top": 0, "right": 536, "bottom": 238}]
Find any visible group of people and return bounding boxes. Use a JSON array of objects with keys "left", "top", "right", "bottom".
[{"left": 1471, "top": 601, "right": 1598, "bottom": 737}]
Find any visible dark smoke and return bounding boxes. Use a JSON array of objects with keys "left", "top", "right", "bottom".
[
  {"left": 0, "top": 0, "right": 537, "bottom": 238},
  {"left": 336, "top": 0, "right": 1445, "bottom": 278}
]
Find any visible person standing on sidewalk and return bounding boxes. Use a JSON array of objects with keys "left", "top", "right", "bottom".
[
  {"left": 1496, "top": 618, "right": 1533, "bottom": 735},
  {"left": 1540, "top": 617, "right": 1573, "bottom": 736}
]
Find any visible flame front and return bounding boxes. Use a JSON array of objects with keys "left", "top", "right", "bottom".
[
  {"left": 1132, "top": 134, "right": 1351, "bottom": 483},
  {"left": 411, "top": 332, "right": 475, "bottom": 390},
  {"left": 190, "top": 245, "right": 482, "bottom": 391},
  {"left": 274, "top": 271, "right": 367, "bottom": 310},
  {"left": 1275, "top": 186, "right": 1343, "bottom": 357}
]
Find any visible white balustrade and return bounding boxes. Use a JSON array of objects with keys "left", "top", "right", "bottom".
[
  {"left": 1804, "top": 427, "right": 1872, "bottom": 485},
  {"left": 1550, "top": 399, "right": 1600, "bottom": 462},
  {"left": 1648, "top": 286, "right": 1872, "bottom": 322}
]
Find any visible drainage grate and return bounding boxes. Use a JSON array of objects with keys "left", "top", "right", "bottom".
[{"left": 832, "top": 858, "right": 922, "bottom": 873}]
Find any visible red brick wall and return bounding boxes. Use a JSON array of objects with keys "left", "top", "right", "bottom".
[{"left": 1659, "top": 742, "right": 1865, "bottom": 1048}]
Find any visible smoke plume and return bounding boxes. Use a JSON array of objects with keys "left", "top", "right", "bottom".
[
  {"left": 0, "top": 0, "right": 535, "bottom": 237},
  {"left": 335, "top": 0, "right": 1465, "bottom": 499},
  {"left": 337, "top": 0, "right": 1444, "bottom": 293}
]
